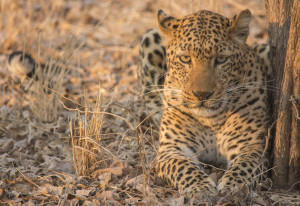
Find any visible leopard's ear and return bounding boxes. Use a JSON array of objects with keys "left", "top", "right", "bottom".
[
  {"left": 157, "top": 9, "right": 180, "bottom": 37},
  {"left": 229, "top": 9, "right": 251, "bottom": 45}
]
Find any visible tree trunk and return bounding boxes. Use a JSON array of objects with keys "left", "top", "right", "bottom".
[{"left": 265, "top": 0, "right": 300, "bottom": 190}]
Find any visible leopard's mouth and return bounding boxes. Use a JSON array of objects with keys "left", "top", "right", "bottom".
[
  {"left": 182, "top": 93, "right": 226, "bottom": 112},
  {"left": 183, "top": 93, "right": 223, "bottom": 109},
  {"left": 186, "top": 92, "right": 230, "bottom": 117},
  {"left": 182, "top": 99, "right": 203, "bottom": 108}
]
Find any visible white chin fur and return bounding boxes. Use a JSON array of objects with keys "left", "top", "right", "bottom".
[{"left": 191, "top": 99, "right": 228, "bottom": 118}]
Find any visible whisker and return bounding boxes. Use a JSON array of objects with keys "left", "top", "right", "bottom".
[
  {"left": 226, "top": 85, "right": 280, "bottom": 93},
  {"left": 226, "top": 77, "right": 277, "bottom": 88}
]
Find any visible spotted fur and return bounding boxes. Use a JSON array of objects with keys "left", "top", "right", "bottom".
[
  {"left": 252, "top": 43, "right": 271, "bottom": 77},
  {"left": 139, "top": 9, "right": 270, "bottom": 203},
  {"left": 139, "top": 29, "right": 167, "bottom": 125},
  {"left": 140, "top": 32, "right": 270, "bottom": 127}
]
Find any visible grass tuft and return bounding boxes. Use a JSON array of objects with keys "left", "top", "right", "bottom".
[{"left": 70, "top": 88, "right": 116, "bottom": 176}]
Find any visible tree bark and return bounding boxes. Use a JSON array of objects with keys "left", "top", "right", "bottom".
[
  {"left": 287, "top": 1, "right": 300, "bottom": 188},
  {"left": 265, "top": 0, "right": 300, "bottom": 190}
]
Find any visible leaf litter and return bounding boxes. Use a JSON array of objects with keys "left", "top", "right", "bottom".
[{"left": 0, "top": 0, "right": 299, "bottom": 205}]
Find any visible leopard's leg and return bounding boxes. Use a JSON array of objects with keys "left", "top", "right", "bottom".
[
  {"left": 218, "top": 152, "right": 265, "bottom": 194},
  {"left": 139, "top": 28, "right": 167, "bottom": 125},
  {"left": 156, "top": 154, "right": 218, "bottom": 202},
  {"left": 217, "top": 127, "right": 266, "bottom": 195},
  {"left": 157, "top": 108, "right": 218, "bottom": 202}
]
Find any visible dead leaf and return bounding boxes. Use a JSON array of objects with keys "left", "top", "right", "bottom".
[
  {"left": 97, "top": 190, "right": 113, "bottom": 199},
  {"left": 110, "top": 167, "right": 123, "bottom": 176},
  {"left": 76, "top": 183, "right": 87, "bottom": 189},
  {"left": 98, "top": 172, "right": 111, "bottom": 185},
  {"left": 37, "top": 183, "right": 63, "bottom": 197},
  {"left": 1, "top": 139, "right": 14, "bottom": 152},
  {"left": 10, "top": 151, "right": 30, "bottom": 160},
  {"left": 142, "top": 196, "right": 162, "bottom": 206},
  {"left": 165, "top": 196, "right": 185, "bottom": 206},
  {"left": 64, "top": 198, "right": 79, "bottom": 205},
  {"left": 22, "top": 110, "right": 30, "bottom": 119},
  {"left": 76, "top": 189, "right": 91, "bottom": 196},
  {"left": 14, "top": 184, "right": 33, "bottom": 194},
  {"left": 270, "top": 194, "right": 280, "bottom": 202},
  {"left": 81, "top": 200, "right": 94, "bottom": 206},
  {"left": 76, "top": 194, "right": 88, "bottom": 201},
  {"left": 23, "top": 199, "right": 36, "bottom": 206},
  {"left": 126, "top": 174, "right": 145, "bottom": 192},
  {"left": 125, "top": 197, "right": 141, "bottom": 204},
  {"left": 42, "top": 155, "right": 74, "bottom": 173},
  {"left": 5, "top": 128, "right": 27, "bottom": 140}
]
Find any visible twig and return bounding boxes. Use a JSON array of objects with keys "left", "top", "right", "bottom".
[
  {"left": 262, "top": 120, "right": 276, "bottom": 159},
  {"left": 290, "top": 95, "right": 300, "bottom": 120},
  {"left": 16, "top": 168, "right": 40, "bottom": 188},
  {"left": 286, "top": 180, "right": 300, "bottom": 192},
  {"left": 40, "top": 168, "right": 73, "bottom": 178},
  {"left": 59, "top": 98, "right": 134, "bottom": 130}
]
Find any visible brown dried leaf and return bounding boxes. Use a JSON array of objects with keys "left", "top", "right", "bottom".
[
  {"left": 81, "top": 200, "right": 94, "bottom": 206},
  {"left": 32, "top": 195, "right": 49, "bottom": 201},
  {"left": 142, "top": 196, "right": 162, "bottom": 206},
  {"left": 165, "top": 196, "right": 185, "bottom": 206},
  {"left": 269, "top": 194, "right": 280, "bottom": 202},
  {"left": 37, "top": 183, "right": 63, "bottom": 196},
  {"left": 126, "top": 174, "right": 144, "bottom": 192},
  {"left": 5, "top": 128, "right": 27, "bottom": 140},
  {"left": 110, "top": 167, "right": 123, "bottom": 176},
  {"left": 23, "top": 199, "right": 36, "bottom": 206},
  {"left": 76, "top": 189, "right": 91, "bottom": 196},
  {"left": 64, "top": 198, "right": 79, "bottom": 205},
  {"left": 43, "top": 155, "right": 74, "bottom": 173},
  {"left": 98, "top": 172, "right": 111, "bottom": 185},
  {"left": 11, "top": 151, "right": 30, "bottom": 160},
  {"left": 97, "top": 191, "right": 113, "bottom": 199},
  {"left": 1, "top": 139, "right": 14, "bottom": 152},
  {"left": 125, "top": 197, "right": 141, "bottom": 205},
  {"left": 14, "top": 184, "right": 33, "bottom": 194},
  {"left": 75, "top": 194, "right": 88, "bottom": 201}
]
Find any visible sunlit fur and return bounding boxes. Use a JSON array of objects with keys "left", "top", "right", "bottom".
[{"left": 139, "top": 9, "right": 270, "bottom": 203}]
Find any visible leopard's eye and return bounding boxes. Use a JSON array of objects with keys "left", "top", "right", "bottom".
[
  {"left": 179, "top": 55, "right": 191, "bottom": 64},
  {"left": 214, "top": 56, "right": 228, "bottom": 67}
]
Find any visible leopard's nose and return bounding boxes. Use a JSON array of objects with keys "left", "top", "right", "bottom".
[{"left": 192, "top": 90, "right": 214, "bottom": 101}]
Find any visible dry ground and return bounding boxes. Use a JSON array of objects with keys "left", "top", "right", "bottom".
[{"left": 0, "top": 0, "right": 299, "bottom": 205}]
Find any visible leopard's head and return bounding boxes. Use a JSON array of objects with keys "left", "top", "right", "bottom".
[{"left": 158, "top": 9, "right": 252, "bottom": 117}]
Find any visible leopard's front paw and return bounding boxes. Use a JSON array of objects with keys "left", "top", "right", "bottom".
[
  {"left": 217, "top": 175, "right": 249, "bottom": 197},
  {"left": 182, "top": 177, "right": 218, "bottom": 204}
]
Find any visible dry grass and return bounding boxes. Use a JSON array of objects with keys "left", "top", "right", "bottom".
[
  {"left": 28, "top": 49, "right": 69, "bottom": 122},
  {"left": 0, "top": 0, "right": 299, "bottom": 205},
  {"left": 70, "top": 88, "right": 111, "bottom": 176}
]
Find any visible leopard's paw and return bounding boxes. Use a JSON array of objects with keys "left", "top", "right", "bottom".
[{"left": 182, "top": 177, "right": 217, "bottom": 204}]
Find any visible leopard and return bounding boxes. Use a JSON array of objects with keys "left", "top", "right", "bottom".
[
  {"left": 139, "top": 9, "right": 270, "bottom": 203},
  {"left": 139, "top": 31, "right": 270, "bottom": 128}
]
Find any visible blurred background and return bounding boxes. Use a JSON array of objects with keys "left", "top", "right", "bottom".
[
  {"left": 0, "top": 0, "right": 268, "bottom": 103},
  {"left": 0, "top": 0, "right": 268, "bottom": 100}
]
